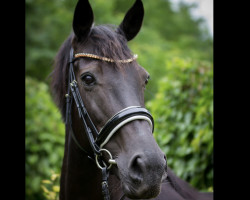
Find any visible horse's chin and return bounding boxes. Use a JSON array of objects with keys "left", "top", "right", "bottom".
[
  {"left": 121, "top": 180, "right": 161, "bottom": 199},
  {"left": 111, "top": 165, "right": 162, "bottom": 199}
]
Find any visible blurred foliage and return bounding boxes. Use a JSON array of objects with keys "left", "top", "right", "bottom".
[
  {"left": 147, "top": 57, "right": 213, "bottom": 190},
  {"left": 25, "top": 77, "right": 64, "bottom": 200},
  {"left": 26, "top": 0, "right": 213, "bottom": 199},
  {"left": 41, "top": 170, "right": 60, "bottom": 200}
]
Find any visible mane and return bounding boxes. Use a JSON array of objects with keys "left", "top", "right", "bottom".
[{"left": 50, "top": 25, "right": 133, "bottom": 122}]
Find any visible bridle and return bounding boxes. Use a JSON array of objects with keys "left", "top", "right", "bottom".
[{"left": 65, "top": 47, "right": 154, "bottom": 200}]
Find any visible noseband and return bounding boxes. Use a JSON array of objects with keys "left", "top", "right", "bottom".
[{"left": 65, "top": 48, "right": 154, "bottom": 200}]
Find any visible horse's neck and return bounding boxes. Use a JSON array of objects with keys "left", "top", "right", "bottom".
[
  {"left": 161, "top": 167, "right": 203, "bottom": 200},
  {"left": 59, "top": 126, "right": 103, "bottom": 200}
]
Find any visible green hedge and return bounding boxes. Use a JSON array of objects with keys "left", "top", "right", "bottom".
[
  {"left": 147, "top": 57, "right": 213, "bottom": 191},
  {"left": 25, "top": 77, "right": 65, "bottom": 200}
]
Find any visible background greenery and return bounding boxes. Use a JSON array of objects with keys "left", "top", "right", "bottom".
[{"left": 26, "top": 0, "right": 213, "bottom": 199}]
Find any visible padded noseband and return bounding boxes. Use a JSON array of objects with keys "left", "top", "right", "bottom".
[{"left": 97, "top": 106, "right": 154, "bottom": 148}]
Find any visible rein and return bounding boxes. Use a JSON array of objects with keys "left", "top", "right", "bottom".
[{"left": 65, "top": 47, "right": 154, "bottom": 200}]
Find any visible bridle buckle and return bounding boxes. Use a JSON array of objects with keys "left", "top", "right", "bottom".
[{"left": 95, "top": 148, "right": 116, "bottom": 170}]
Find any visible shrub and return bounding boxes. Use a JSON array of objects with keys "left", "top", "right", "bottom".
[
  {"left": 25, "top": 77, "right": 65, "bottom": 200},
  {"left": 147, "top": 57, "right": 213, "bottom": 191},
  {"left": 41, "top": 170, "right": 60, "bottom": 200}
]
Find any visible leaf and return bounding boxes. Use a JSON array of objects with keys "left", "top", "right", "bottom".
[
  {"left": 42, "top": 180, "right": 52, "bottom": 184},
  {"left": 52, "top": 186, "right": 60, "bottom": 193}
]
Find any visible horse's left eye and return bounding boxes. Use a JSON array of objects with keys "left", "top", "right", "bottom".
[{"left": 81, "top": 73, "right": 96, "bottom": 86}]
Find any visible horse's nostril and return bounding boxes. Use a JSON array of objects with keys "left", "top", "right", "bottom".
[
  {"left": 130, "top": 156, "right": 143, "bottom": 173},
  {"left": 129, "top": 155, "right": 144, "bottom": 183}
]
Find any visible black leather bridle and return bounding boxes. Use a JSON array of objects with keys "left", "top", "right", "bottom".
[{"left": 65, "top": 47, "right": 154, "bottom": 200}]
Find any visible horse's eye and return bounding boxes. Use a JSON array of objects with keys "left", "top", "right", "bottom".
[{"left": 81, "top": 73, "right": 96, "bottom": 86}]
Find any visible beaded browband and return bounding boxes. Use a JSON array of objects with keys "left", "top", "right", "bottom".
[{"left": 74, "top": 53, "right": 138, "bottom": 63}]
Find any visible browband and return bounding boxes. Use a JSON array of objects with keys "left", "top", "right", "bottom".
[{"left": 74, "top": 53, "right": 138, "bottom": 63}]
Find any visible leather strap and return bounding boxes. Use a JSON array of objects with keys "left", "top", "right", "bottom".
[{"left": 96, "top": 106, "right": 154, "bottom": 147}]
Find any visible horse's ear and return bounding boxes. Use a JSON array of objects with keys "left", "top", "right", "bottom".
[
  {"left": 118, "top": 0, "right": 144, "bottom": 41},
  {"left": 73, "top": 0, "right": 94, "bottom": 41}
]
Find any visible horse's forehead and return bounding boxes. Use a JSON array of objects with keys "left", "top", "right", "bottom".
[
  {"left": 73, "top": 26, "right": 130, "bottom": 58},
  {"left": 73, "top": 39, "right": 94, "bottom": 52}
]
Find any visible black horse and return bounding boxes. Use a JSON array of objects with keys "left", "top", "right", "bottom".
[{"left": 51, "top": 0, "right": 213, "bottom": 199}]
